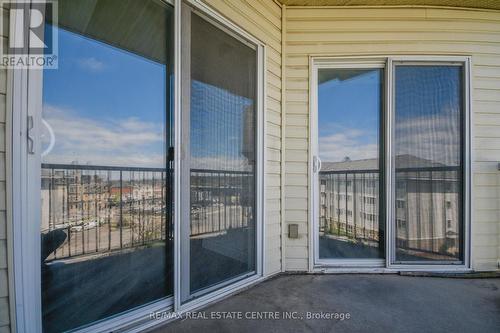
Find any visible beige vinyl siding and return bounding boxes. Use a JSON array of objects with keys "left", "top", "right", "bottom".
[
  {"left": 203, "top": 0, "right": 283, "bottom": 275},
  {"left": 284, "top": 6, "right": 500, "bottom": 271},
  {"left": 0, "top": 4, "right": 9, "bottom": 332}
]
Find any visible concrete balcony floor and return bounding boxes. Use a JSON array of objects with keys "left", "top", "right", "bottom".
[{"left": 155, "top": 274, "right": 500, "bottom": 333}]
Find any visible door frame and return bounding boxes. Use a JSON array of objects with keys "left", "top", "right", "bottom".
[
  {"left": 309, "top": 57, "right": 387, "bottom": 269},
  {"left": 385, "top": 56, "right": 472, "bottom": 271},
  {"left": 308, "top": 55, "right": 472, "bottom": 272}
]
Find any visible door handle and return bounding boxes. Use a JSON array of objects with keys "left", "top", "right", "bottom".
[
  {"left": 27, "top": 115, "right": 35, "bottom": 154},
  {"left": 313, "top": 156, "right": 322, "bottom": 173}
]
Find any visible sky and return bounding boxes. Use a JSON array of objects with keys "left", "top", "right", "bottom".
[
  {"left": 42, "top": 26, "right": 168, "bottom": 168},
  {"left": 318, "top": 69, "right": 381, "bottom": 163},
  {"left": 318, "top": 66, "right": 462, "bottom": 167},
  {"left": 42, "top": 25, "right": 254, "bottom": 171}
]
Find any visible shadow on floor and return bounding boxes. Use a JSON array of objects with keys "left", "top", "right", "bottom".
[
  {"left": 153, "top": 274, "right": 500, "bottom": 333},
  {"left": 42, "top": 244, "right": 173, "bottom": 333},
  {"left": 42, "top": 230, "right": 252, "bottom": 332}
]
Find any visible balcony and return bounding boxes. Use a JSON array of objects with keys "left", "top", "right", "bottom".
[{"left": 153, "top": 273, "right": 500, "bottom": 333}]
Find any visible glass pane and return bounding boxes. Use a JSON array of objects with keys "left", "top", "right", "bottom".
[
  {"left": 185, "top": 12, "right": 256, "bottom": 300},
  {"left": 40, "top": 1, "right": 174, "bottom": 331},
  {"left": 317, "top": 68, "right": 384, "bottom": 259},
  {"left": 394, "top": 65, "right": 464, "bottom": 263}
]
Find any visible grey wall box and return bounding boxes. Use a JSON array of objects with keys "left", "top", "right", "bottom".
[{"left": 288, "top": 224, "right": 299, "bottom": 239}]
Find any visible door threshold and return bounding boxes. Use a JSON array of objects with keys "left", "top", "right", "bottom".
[
  {"left": 313, "top": 267, "right": 394, "bottom": 274},
  {"left": 311, "top": 267, "right": 473, "bottom": 274}
]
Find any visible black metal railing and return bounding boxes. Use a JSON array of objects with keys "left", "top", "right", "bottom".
[
  {"left": 190, "top": 169, "right": 254, "bottom": 237},
  {"left": 319, "top": 169, "right": 380, "bottom": 242},
  {"left": 42, "top": 164, "right": 254, "bottom": 262},
  {"left": 319, "top": 166, "right": 461, "bottom": 258},
  {"left": 41, "top": 164, "right": 170, "bottom": 262}
]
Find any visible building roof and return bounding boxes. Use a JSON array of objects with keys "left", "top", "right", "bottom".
[
  {"left": 278, "top": 0, "right": 500, "bottom": 11},
  {"left": 320, "top": 154, "right": 445, "bottom": 172}
]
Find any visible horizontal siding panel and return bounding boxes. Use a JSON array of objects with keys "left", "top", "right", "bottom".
[
  {"left": 266, "top": 161, "right": 281, "bottom": 174},
  {"left": 285, "top": 125, "right": 308, "bottom": 138},
  {"left": 474, "top": 137, "right": 500, "bottom": 148},
  {"left": 286, "top": 246, "right": 309, "bottom": 259},
  {"left": 285, "top": 138, "right": 308, "bottom": 150},
  {"left": 285, "top": 210, "right": 308, "bottom": 222},
  {"left": 425, "top": 8, "right": 500, "bottom": 22},
  {"left": 474, "top": 78, "right": 500, "bottom": 90},
  {"left": 287, "top": 20, "right": 500, "bottom": 33},
  {"left": 474, "top": 186, "right": 499, "bottom": 199},
  {"left": 287, "top": 31, "right": 500, "bottom": 44},
  {"left": 286, "top": 56, "right": 309, "bottom": 66},
  {"left": 474, "top": 89, "right": 500, "bottom": 102},
  {"left": 286, "top": 185, "right": 308, "bottom": 198},
  {"left": 474, "top": 66, "right": 500, "bottom": 78},
  {"left": 474, "top": 223, "right": 499, "bottom": 235},
  {"left": 285, "top": 161, "right": 308, "bottom": 173},
  {"left": 473, "top": 162, "right": 500, "bottom": 173},
  {"left": 474, "top": 150, "right": 500, "bottom": 162},
  {"left": 285, "top": 102, "right": 308, "bottom": 115},
  {"left": 285, "top": 114, "right": 308, "bottom": 126},
  {"left": 474, "top": 174, "right": 500, "bottom": 187},
  {"left": 286, "top": 8, "right": 427, "bottom": 20},
  {"left": 474, "top": 209, "right": 500, "bottom": 223},
  {"left": 285, "top": 42, "right": 500, "bottom": 55},
  {"left": 285, "top": 174, "right": 308, "bottom": 186},
  {"left": 284, "top": 198, "right": 308, "bottom": 210},
  {"left": 267, "top": 109, "right": 281, "bottom": 126},
  {"left": 473, "top": 234, "right": 499, "bottom": 247},
  {"left": 284, "top": 258, "right": 308, "bottom": 271},
  {"left": 285, "top": 150, "right": 308, "bottom": 162}
]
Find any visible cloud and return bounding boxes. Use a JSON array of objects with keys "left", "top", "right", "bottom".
[
  {"left": 395, "top": 111, "right": 460, "bottom": 166},
  {"left": 77, "top": 57, "right": 105, "bottom": 72},
  {"left": 319, "top": 109, "right": 461, "bottom": 166},
  {"left": 191, "top": 156, "right": 253, "bottom": 171},
  {"left": 319, "top": 126, "right": 378, "bottom": 162},
  {"left": 41, "top": 104, "right": 165, "bottom": 167}
]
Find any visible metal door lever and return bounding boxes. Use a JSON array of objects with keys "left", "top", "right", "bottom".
[{"left": 27, "top": 116, "right": 35, "bottom": 154}]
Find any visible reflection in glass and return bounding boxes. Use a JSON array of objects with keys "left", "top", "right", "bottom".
[
  {"left": 394, "top": 65, "right": 463, "bottom": 262},
  {"left": 317, "top": 68, "right": 384, "bottom": 259},
  {"left": 184, "top": 12, "right": 256, "bottom": 300},
  {"left": 40, "top": 1, "right": 173, "bottom": 331}
]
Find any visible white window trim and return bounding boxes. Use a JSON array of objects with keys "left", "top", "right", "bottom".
[
  {"left": 309, "top": 57, "right": 387, "bottom": 270},
  {"left": 9, "top": 0, "right": 267, "bottom": 332},
  {"left": 308, "top": 55, "right": 472, "bottom": 273},
  {"left": 386, "top": 55, "right": 471, "bottom": 271},
  {"left": 9, "top": 2, "right": 43, "bottom": 331}
]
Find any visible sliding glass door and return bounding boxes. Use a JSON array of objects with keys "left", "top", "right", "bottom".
[
  {"left": 312, "top": 57, "right": 469, "bottom": 268},
  {"left": 180, "top": 3, "right": 258, "bottom": 303},
  {"left": 392, "top": 62, "right": 466, "bottom": 264},
  {"left": 314, "top": 64, "right": 385, "bottom": 264},
  {"left": 40, "top": 1, "right": 174, "bottom": 331}
]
